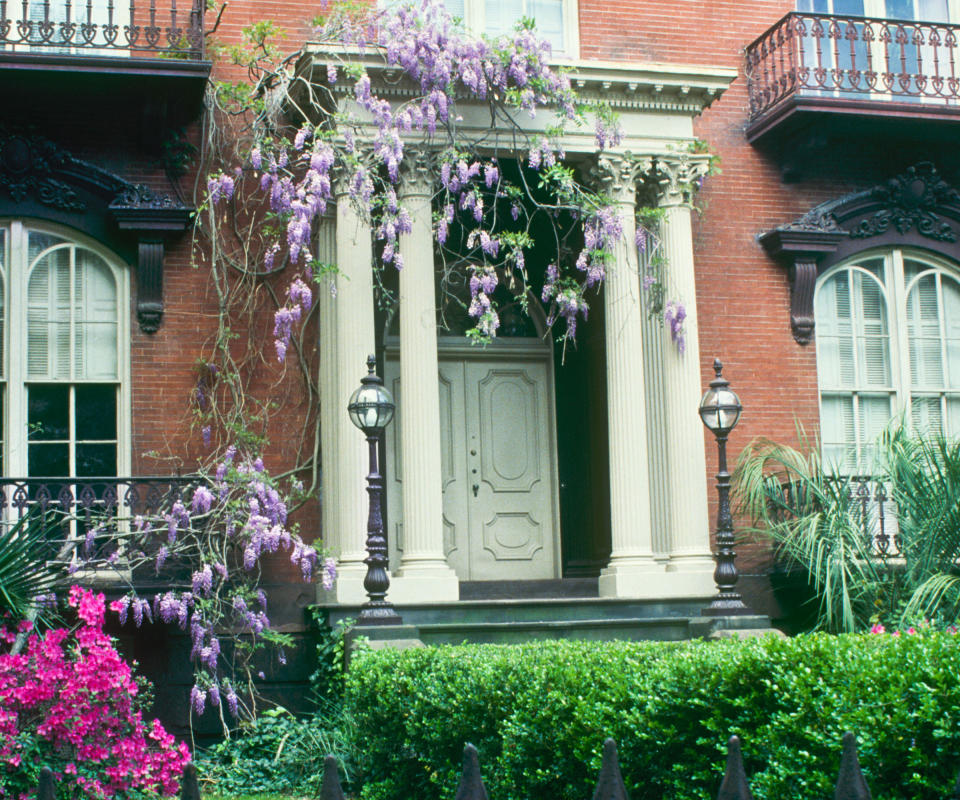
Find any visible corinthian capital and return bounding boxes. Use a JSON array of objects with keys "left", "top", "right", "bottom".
[
  {"left": 398, "top": 148, "right": 435, "bottom": 199},
  {"left": 592, "top": 153, "right": 654, "bottom": 205},
  {"left": 656, "top": 153, "right": 712, "bottom": 207}
]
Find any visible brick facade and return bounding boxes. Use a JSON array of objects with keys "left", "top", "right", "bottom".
[{"left": 9, "top": 0, "right": 950, "bottom": 730}]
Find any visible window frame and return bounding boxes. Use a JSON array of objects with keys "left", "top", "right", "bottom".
[
  {"left": 452, "top": 0, "right": 580, "bottom": 59},
  {"left": 815, "top": 246, "right": 960, "bottom": 470},
  {"left": 1, "top": 219, "right": 131, "bottom": 481}
]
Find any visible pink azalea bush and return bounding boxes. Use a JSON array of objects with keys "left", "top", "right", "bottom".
[{"left": 0, "top": 586, "right": 190, "bottom": 798}]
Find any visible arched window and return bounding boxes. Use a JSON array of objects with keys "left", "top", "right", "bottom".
[
  {"left": 1, "top": 221, "right": 128, "bottom": 479},
  {"left": 815, "top": 248, "right": 960, "bottom": 471}
]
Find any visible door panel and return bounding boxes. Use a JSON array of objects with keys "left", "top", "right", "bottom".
[
  {"left": 438, "top": 361, "right": 469, "bottom": 576},
  {"left": 385, "top": 353, "right": 558, "bottom": 580},
  {"left": 466, "top": 361, "right": 556, "bottom": 580}
]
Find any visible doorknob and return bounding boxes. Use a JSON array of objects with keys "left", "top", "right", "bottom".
[{"left": 472, "top": 484, "right": 479, "bottom": 497}]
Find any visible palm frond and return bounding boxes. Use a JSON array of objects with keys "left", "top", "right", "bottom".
[
  {"left": 0, "top": 514, "right": 62, "bottom": 623},
  {"left": 733, "top": 436, "right": 884, "bottom": 632}
]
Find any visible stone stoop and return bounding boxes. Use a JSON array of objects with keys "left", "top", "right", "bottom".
[{"left": 315, "top": 582, "right": 773, "bottom": 647}]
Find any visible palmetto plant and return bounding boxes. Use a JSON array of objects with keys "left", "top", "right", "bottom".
[
  {"left": 0, "top": 513, "right": 61, "bottom": 624},
  {"left": 733, "top": 427, "right": 960, "bottom": 632}
]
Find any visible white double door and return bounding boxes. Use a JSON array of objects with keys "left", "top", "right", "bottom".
[{"left": 385, "top": 347, "right": 560, "bottom": 581}]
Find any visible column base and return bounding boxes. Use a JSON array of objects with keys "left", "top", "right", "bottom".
[
  {"left": 319, "top": 563, "right": 460, "bottom": 605},
  {"left": 317, "top": 562, "right": 369, "bottom": 606},
  {"left": 664, "top": 554, "right": 717, "bottom": 598},
  {"left": 390, "top": 564, "right": 460, "bottom": 604},
  {"left": 599, "top": 560, "right": 716, "bottom": 599}
]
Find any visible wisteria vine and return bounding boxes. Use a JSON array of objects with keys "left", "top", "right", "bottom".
[
  {"left": 204, "top": 0, "right": 668, "bottom": 363},
  {"left": 53, "top": 449, "right": 334, "bottom": 732}
]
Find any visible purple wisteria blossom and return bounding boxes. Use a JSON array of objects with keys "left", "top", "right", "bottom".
[{"left": 664, "top": 300, "right": 687, "bottom": 354}]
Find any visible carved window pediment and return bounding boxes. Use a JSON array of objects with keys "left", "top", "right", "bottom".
[
  {"left": 0, "top": 128, "right": 192, "bottom": 333},
  {"left": 760, "top": 162, "right": 960, "bottom": 344}
]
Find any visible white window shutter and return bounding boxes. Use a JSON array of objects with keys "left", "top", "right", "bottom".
[{"left": 76, "top": 250, "right": 118, "bottom": 380}]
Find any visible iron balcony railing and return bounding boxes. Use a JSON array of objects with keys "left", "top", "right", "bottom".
[
  {"left": 774, "top": 475, "right": 901, "bottom": 558},
  {"left": 746, "top": 11, "right": 960, "bottom": 122},
  {"left": 0, "top": 0, "right": 205, "bottom": 57},
  {"left": 0, "top": 476, "right": 198, "bottom": 524},
  {"left": 0, "top": 475, "right": 201, "bottom": 566}
]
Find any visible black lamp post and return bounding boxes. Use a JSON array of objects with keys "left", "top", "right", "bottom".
[
  {"left": 348, "top": 354, "right": 402, "bottom": 626},
  {"left": 699, "top": 358, "right": 751, "bottom": 616}
]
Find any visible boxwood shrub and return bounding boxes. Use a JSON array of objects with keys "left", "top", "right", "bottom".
[{"left": 344, "top": 633, "right": 960, "bottom": 800}]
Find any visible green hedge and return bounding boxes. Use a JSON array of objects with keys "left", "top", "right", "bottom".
[{"left": 344, "top": 633, "right": 960, "bottom": 800}]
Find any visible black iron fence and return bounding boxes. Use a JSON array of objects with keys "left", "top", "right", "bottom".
[
  {"left": 0, "top": 0, "right": 205, "bottom": 57},
  {"left": 746, "top": 11, "right": 960, "bottom": 121},
  {"left": 30, "top": 732, "right": 944, "bottom": 800}
]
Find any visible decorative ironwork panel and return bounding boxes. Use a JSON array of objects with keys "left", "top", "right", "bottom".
[
  {"left": 0, "top": 0, "right": 204, "bottom": 57},
  {"left": 747, "top": 12, "right": 960, "bottom": 123}
]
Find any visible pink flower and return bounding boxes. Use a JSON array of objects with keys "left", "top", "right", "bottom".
[
  {"left": 869, "top": 623, "right": 886, "bottom": 634},
  {"left": 0, "top": 586, "right": 190, "bottom": 797}
]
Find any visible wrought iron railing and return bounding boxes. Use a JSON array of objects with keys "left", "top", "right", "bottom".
[
  {"left": 746, "top": 12, "right": 960, "bottom": 121},
  {"left": 0, "top": 476, "right": 197, "bottom": 524},
  {"left": 0, "top": 0, "right": 205, "bottom": 57},
  {"left": 0, "top": 475, "right": 200, "bottom": 566},
  {"left": 774, "top": 475, "right": 901, "bottom": 558}
]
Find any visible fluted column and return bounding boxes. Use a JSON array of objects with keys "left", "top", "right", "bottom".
[
  {"left": 391, "top": 150, "right": 459, "bottom": 602},
  {"left": 657, "top": 153, "right": 715, "bottom": 595},
  {"left": 317, "top": 215, "right": 339, "bottom": 602},
  {"left": 595, "top": 153, "right": 665, "bottom": 598},
  {"left": 329, "top": 171, "right": 379, "bottom": 604}
]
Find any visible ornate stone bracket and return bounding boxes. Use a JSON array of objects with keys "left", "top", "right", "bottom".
[
  {"left": 760, "top": 162, "right": 960, "bottom": 345},
  {"left": 0, "top": 128, "right": 192, "bottom": 334},
  {"left": 759, "top": 227, "right": 845, "bottom": 345}
]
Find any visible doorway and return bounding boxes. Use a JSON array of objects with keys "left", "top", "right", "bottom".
[{"left": 384, "top": 338, "right": 561, "bottom": 581}]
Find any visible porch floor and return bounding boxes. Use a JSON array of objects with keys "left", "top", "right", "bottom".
[{"left": 316, "top": 580, "right": 768, "bottom": 645}]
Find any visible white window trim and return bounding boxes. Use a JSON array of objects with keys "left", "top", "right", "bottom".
[
  {"left": 458, "top": 0, "right": 580, "bottom": 60},
  {"left": 815, "top": 246, "right": 960, "bottom": 471},
  {"left": 1, "top": 219, "right": 131, "bottom": 481}
]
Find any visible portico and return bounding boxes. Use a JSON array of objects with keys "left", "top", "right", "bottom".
[{"left": 302, "top": 53, "right": 737, "bottom": 605}]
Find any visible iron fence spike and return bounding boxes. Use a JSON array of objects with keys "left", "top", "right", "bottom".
[
  {"left": 180, "top": 763, "right": 201, "bottom": 800},
  {"left": 320, "top": 755, "right": 346, "bottom": 800},
  {"left": 454, "top": 743, "right": 489, "bottom": 800},
  {"left": 38, "top": 767, "right": 56, "bottom": 800},
  {"left": 592, "top": 738, "right": 630, "bottom": 800},
  {"left": 717, "top": 736, "right": 753, "bottom": 800},
  {"left": 834, "top": 732, "right": 872, "bottom": 800}
]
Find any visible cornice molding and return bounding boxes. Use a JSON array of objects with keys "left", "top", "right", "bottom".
[{"left": 298, "top": 46, "right": 735, "bottom": 116}]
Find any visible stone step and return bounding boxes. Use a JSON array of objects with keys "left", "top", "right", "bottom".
[
  {"left": 319, "top": 595, "right": 712, "bottom": 629},
  {"left": 459, "top": 578, "right": 599, "bottom": 600},
  {"left": 415, "top": 616, "right": 693, "bottom": 645}
]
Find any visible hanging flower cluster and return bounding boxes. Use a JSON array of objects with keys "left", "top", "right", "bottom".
[
  {"left": 664, "top": 300, "right": 687, "bottom": 354},
  {"left": 0, "top": 587, "right": 190, "bottom": 798},
  {"left": 207, "top": 0, "right": 628, "bottom": 355},
  {"left": 57, "top": 449, "right": 325, "bottom": 727}
]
